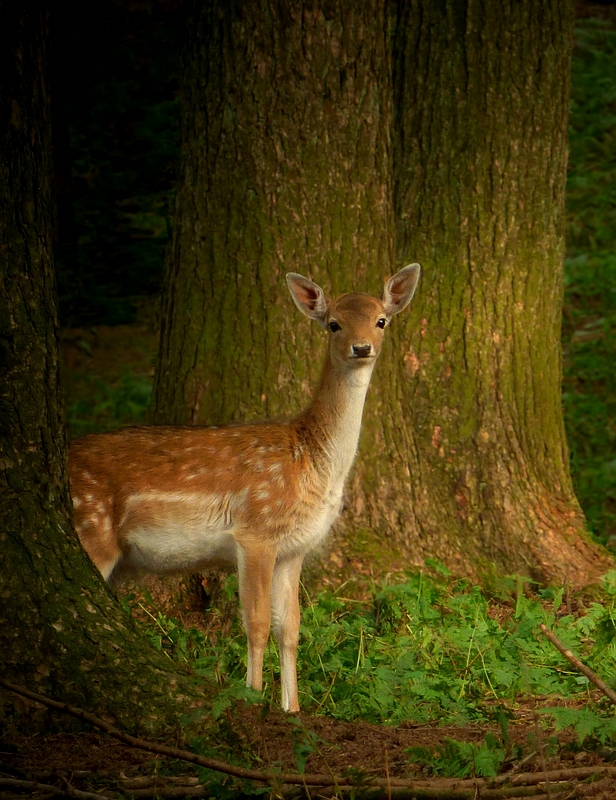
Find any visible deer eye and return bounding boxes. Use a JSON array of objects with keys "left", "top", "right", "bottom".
[
  {"left": 376, "top": 318, "right": 387, "bottom": 329},
  {"left": 328, "top": 320, "right": 341, "bottom": 333}
]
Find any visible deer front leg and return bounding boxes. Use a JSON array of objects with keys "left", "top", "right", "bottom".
[
  {"left": 270, "top": 555, "right": 303, "bottom": 713},
  {"left": 238, "top": 543, "right": 277, "bottom": 694}
]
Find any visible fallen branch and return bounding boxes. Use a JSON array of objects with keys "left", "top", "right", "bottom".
[
  {"left": 119, "top": 775, "right": 206, "bottom": 798},
  {"left": 288, "top": 789, "right": 573, "bottom": 800},
  {"left": 119, "top": 776, "right": 200, "bottom": 788},
  {"left": 1, "top": 679, "right": 615, "bottom": 798},
  {"left": 0, "top": 776, "right": 113, "bottom": 800},
  {"left": 539, "top": 623, "right": 616, "bottom": 706},
  {"left": 127, "top": 786, "right": 207, "bottom": 798}
]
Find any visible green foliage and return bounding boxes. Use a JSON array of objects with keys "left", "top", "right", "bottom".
[
  {"left": 66, "top": 372, "right": 152, "bottom": 437},
  {"left": 407, "top": 733, "right": 506, "bottom": 778},
  {"left": 120, "top": 570, "right": 616, "bottom": 778},
  {"left": 563, "top": 251, "right": 616, "bottom": 546},
  {"left": 541, "top": 706, "right": 616, "bottom": 745},
  {"left": 565, "top": 18, "right": 616, "bottom": 547},
  {"left": 294, "top": 574, "right": 595, "bottom": 724},
  {"left": 190, "top": 742, "right": 270, "bottom": 800},
  {"left": 129, "top": 571, "right": 616, "bottom": 735},
  {"left": 209, "top": 685, "right": 260, "bottom": 722},
  {"left": 568, "top": 20, "right": 616, "bottom": 252},
  {"left": 287, "top": 717, "right": 328, "bottom": 774}
]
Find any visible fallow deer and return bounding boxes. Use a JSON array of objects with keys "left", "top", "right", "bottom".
[{"left": 68, "top": 264, "right": 421, "bottom": 712}]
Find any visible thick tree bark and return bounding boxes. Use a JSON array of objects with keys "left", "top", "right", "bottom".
[
  {"left": 389, "top": 0, "right": 612, "bottom": 585},
  {"left": 151, "top": 0, "right": 394, "bottom": 427},
  {"left": 0, "top": 0, "right": 205, "bottom": 733}
]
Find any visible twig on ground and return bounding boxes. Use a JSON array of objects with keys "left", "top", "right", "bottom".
[
  {"left": 119, "top": 776, "right": 200, "bottom": 788},
  {"left": 508, "top": 750, "right": 539, "bottom": 775},
  {"left": 539, "top": 623, "right": 616, "bottom": 706},
  {"left": 127, "top": 786, "right": 207, "bottom": 798},
  {"left": 533, "top": 706, "right": 550, "bottom": 799},
  {"left": 119, "top": 775, "right": 206, "bottom": 797},
  {"left": 384, "top": 745, "right": 391, "bottom": 800},
  {"left": 0, "top": 776, "right": 114, "bottom": 800},
  {"left": 293, "top": 788, "right": 574, "bottom": 800}
]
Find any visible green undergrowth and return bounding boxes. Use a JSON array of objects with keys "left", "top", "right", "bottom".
[
  {"left": 66, "top": 371, "right": 152, "bottom": 438},
  {"left": 564, "top": 18, "right": 616, "bottom": 547},
  {"left": 563, "top": 251, "right": 616, "bottom": 547},
  {"left": 126, "top": 568, "right": 616, "bottom": 747},
  {"left": 407, "top": 733, "right": 507, "bottom": 779}
]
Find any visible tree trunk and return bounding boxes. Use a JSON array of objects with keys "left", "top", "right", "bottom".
[
  {"left": 388, "top": 0, "right": 612, "bottom": 586},
  {"left": 0, "top": 0, "right": 205, "bottom": 733},
  {"left": 151, "top": 0, "right": 394, "bottom": 428}
]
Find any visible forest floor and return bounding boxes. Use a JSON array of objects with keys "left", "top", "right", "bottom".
[{"left": 3, "top": 693, "right": 616, "bottom": 799}]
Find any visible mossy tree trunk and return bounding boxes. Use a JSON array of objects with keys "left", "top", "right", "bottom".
[
  {"left": 153, "top": 0, "right": 612, "bottom": 587},
  {"left": 0, "top": 0, "right": 206, "bottom": 733},
  {"left": 151, "top": 0, "right": 394, "bottom": 428},
  {"left": 387, "top": 0, "right": 612, "bottom": 585}
]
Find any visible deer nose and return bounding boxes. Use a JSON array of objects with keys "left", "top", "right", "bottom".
[{"left": 352, "top": 343, "right": 372, "bottom": 358}]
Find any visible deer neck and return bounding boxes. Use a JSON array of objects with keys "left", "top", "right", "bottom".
[{"left": 298, "top": 351, "right": 375, "bottom": 482}]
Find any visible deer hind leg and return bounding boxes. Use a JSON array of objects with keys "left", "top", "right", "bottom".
[
  {"left": 270, "top": 555, "right": 303, "bottom": 713},
  {"left": 237, "top": 543, "right": 277, "bottom": 694}
]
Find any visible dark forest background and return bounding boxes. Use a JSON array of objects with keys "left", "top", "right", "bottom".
[{"left": 52, "top": 0, "right": 182, "bottom": 327}]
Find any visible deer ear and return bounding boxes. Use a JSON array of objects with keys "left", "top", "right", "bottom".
[
  {"left": 383, "top": 263, "right": 421, "bottom": 317},
  {"left": 286, "top": 273, "right": 328, "bottom": 327}
]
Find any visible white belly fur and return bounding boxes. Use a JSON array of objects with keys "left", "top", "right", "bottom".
[{"left": 125, "top": 523, "right": 239, "bottom": 573}]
